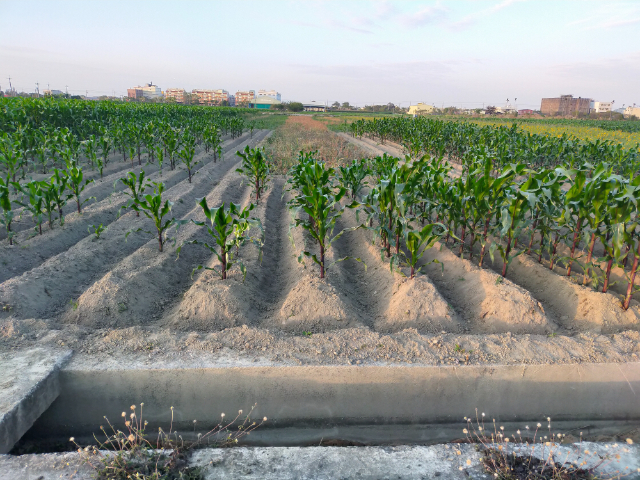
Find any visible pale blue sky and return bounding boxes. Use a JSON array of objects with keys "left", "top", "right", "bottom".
[{"left": 1, "top": 0, "right": 638, "bottom": 109}]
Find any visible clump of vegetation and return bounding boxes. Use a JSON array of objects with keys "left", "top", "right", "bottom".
[
  {"left": 463, "top": 409, "right": 634, "bottom": 479},
  {"left": 262, "top": 116, "right": 370, "bottom": 173},
  {"left": 71, "top": 403, "right": 266, "bottom": 480}
]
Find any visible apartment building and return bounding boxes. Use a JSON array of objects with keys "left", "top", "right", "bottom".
[
  {"left": 165, "top": 88, "right": 185, "bottom": 103},
  {"left": 590, "top": 101, "right": 613, "bottom": 113},
  {"left": 192, "top": 89, "right": 229, "bottom": 105},
  {"left": 235, "top": 90, "right": 256, "bottom": 106},
  {"left": 257, "top": 89, "right": 281, "bottom": 101}
]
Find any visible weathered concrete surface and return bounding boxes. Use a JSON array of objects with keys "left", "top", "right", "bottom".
[
  {"left": 25, "top": 361, "right": 640, "bottom": 446},
  {"left": 0, "top": 348, "right": 72, "bottom": 453},
  {"left": 1, "top": 443, "right": 638, "bottom": 480}
]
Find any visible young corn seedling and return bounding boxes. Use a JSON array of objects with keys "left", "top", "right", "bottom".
[
  {"left": 393, "top": 223, "right": 447, "bottom": 278},
  {"left": 179, "top": 133, "right": 198, "bottom": 183},
  {"left": 0, "top": 177, "right": 15, "bottom": 244},
  {"left": 66, "top": 163, "right": 94, "bottom": 213},
  {"left": 116, "top": 170, "right": 149, "bottom": 217},
  {"left": 236, "top": 146, "right": 270, "bottom": 203},
  {"left": 126, "top": 182, "right": 184, "bottom": 252},
  {"left": 99, "top": 134, "right": 111, "bottom": 176},
  {"left": 89, "top": 224, "right": 107, "bottom": 240},
  {"left": 178, "top": 199, "right": 263, "bottom": 281}
]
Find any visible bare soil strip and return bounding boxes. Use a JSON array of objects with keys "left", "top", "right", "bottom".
[{"left": 0, "top": 131, "right": 269, "bottom": 322}]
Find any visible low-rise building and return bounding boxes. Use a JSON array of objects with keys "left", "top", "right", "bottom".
[
  {"left": 192, "top": 89, "right": 229, "bottom": 105},
  {"left": 251, "top": 96, "right": 282, "bottom": 110},
  {"left": 165, "top": 88, "right": 185, "bottom": 103},
  {"left": 302, "top": 101, "right": 326, "bottom": 112},
  {"left": 257, "top": 89, "right": 281, "bottom": 101},
  {"left": 407, "top": 103, "right": 435, "bottom": 116},
  {"left": 518, "top": 109, "right": 535, "bottom": 115},
  {"left": 43, "top": 89, "right": 64, "bottom": 96},
  {"left": 590, "top": 101, "right": 613, "bottom": 113},
  {"left": 541, "top": 94, "right": 591, "bottom": 115},
  {"left": 624, "top": 106, "right": 640, "bottom": 118},
  {"left": 235, "top": 90, "right": 256, "bottom": 106}
]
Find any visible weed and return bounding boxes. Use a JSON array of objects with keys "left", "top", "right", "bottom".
[
  {"left": 303, "top": 331, "right": 313, "bottom": 337},
  {"left": 71, "top": 403, "right": 266, "bottom": 480},
  {"left": 70, "top": 299, "right": 79, "bottom": 310}
]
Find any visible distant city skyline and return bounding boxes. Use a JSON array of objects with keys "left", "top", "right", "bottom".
[{"left": 1, "top": 0, "right": 639, "bottom": 109}]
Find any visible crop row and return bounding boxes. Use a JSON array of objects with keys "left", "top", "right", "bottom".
[{"left": 349, "top": 117, "right": 640, "bottom": 175}]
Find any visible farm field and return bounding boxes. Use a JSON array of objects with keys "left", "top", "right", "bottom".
[{"left": 1, "top": 99, "right": 640, "bottom": 370}]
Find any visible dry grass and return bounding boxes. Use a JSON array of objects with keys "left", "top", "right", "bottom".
[{"left": 263, "top": 116, "right": 371, "bottom": 173}]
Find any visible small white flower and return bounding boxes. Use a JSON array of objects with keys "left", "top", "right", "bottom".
[
  {"left": 627, "top": 438, "right": 634, "bottom": 445},
  {"left": 547, "top": 417, "right": 551, "bottom": 422},
  {"left": 463, "top": 429, "right": 468, "bottom": 434},
  {"left": 69, "top": 437, "right": 75, "bottom": 442},
  {"left": 221, "top": 413, "right": 225, "bottom": 418},
  {"left": 517, "top": 430, "right": 521, "bottom": 435},
  {"left": 239, "top": 410, "right": 243, "bottom": 415},
  {"left": 263, "top": 416, "right": 268, "bottom": 421},
  {"left": 537, "top": 423, "right": 542, "bottom": 428}
]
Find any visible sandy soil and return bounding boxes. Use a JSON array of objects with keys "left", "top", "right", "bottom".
[{"left": 1, "top": 129, "right": 640, "bottom": 369}]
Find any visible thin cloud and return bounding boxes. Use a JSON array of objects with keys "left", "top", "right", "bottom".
[
  {"left": 399, "top": 4, "right": 449, "bottom": 27},
  {"left": 449, "top": 0, "right": 526, "bottom": 30}
]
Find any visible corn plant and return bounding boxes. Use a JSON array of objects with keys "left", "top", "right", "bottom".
[
  {"left": 288, "top": 159, "right": 362, "bottom": 278},
  {"left": 14, "top": 180, "right": 45, "bottom": 235},
  {"left": 154, "top": 144, "right": 164, "bottom": 176},
  {"left": 394, "top": 223, "right": 447, "bottom": 278},
  {"left": 116, "top": 170, "right": 149, "bottom": 217},
  {"left": 127, "top": 182, "right": 184, "bottom": 252},
  {"left": 0, "top": 177, "right": 15, "bottom": 244},
  {"left": 99, "top": 133, "right": 111, "bottom": 175},
  {"left": 236, "top": 146, "right": 270, "bottom": 202},
  {"left": 48, "top": 169, "right": 71, "bottom": 225},
  {"left": 179, "top": 132, "right": 198, "bottom": 183},
  {"left": 0, "top": 133, "right": 21, "bottom": 183},
  {"left": 66, "top": 162, "right": 94, "bottom": 213},
  {"left": 338, "top": 159, "right": 369, "bottom": 199},
  {"left": 178, "top": 199, "right": 263, "bottom": 280},
  {"left": 83, "top": 135, "right": 100, "bottom": 174}
]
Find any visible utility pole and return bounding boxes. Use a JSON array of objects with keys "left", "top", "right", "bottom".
[
  {"left": 65, "top": 85, "right": 69, "bottom": 96},
  {"left": 35, "top": 82, "right": 39, "bottom": 97}
]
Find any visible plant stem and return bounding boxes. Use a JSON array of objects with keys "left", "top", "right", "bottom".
[
  {"left": 623, "top": 240, "right": 640, "bottom": 310},
  {"left": 566, "top": 218, "right": 582, "bottom": 277},
  {"left": 582, "top": 232, "right": 597, "bottom": 286}
]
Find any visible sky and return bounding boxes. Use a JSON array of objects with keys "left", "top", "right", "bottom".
[{"left": 1, "top": 0, "right": 639, "bottom": 109}]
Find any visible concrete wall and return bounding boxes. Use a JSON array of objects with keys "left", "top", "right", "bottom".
[{"left": 541, "top": 96, "right": 591, "bottom": 115}]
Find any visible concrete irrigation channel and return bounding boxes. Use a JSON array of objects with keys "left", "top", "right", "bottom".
[{"left": 4, "top": 349, "right": 640, "bottom": 452}]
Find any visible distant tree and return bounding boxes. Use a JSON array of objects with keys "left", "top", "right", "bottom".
[
  {"left": 220, "top": 100, "right": 230, "bottom": 107},
  {"left": 270, "top": 103, "right": 285, "bottom": 110},
  {"left": 485, "top": 106, "right": 497, "bottom": 115},
  {"left": 332, "top": 101, "right": 340, "bottom": 109},
  {"left": 287, "top": 102, "right": 304, "bottom": 112},
  {"left": 387, "top": 102, "right": 395, "bottom": 111},
  {"left": 341, "top": 101, "right": 351, "bottom": 109}
]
